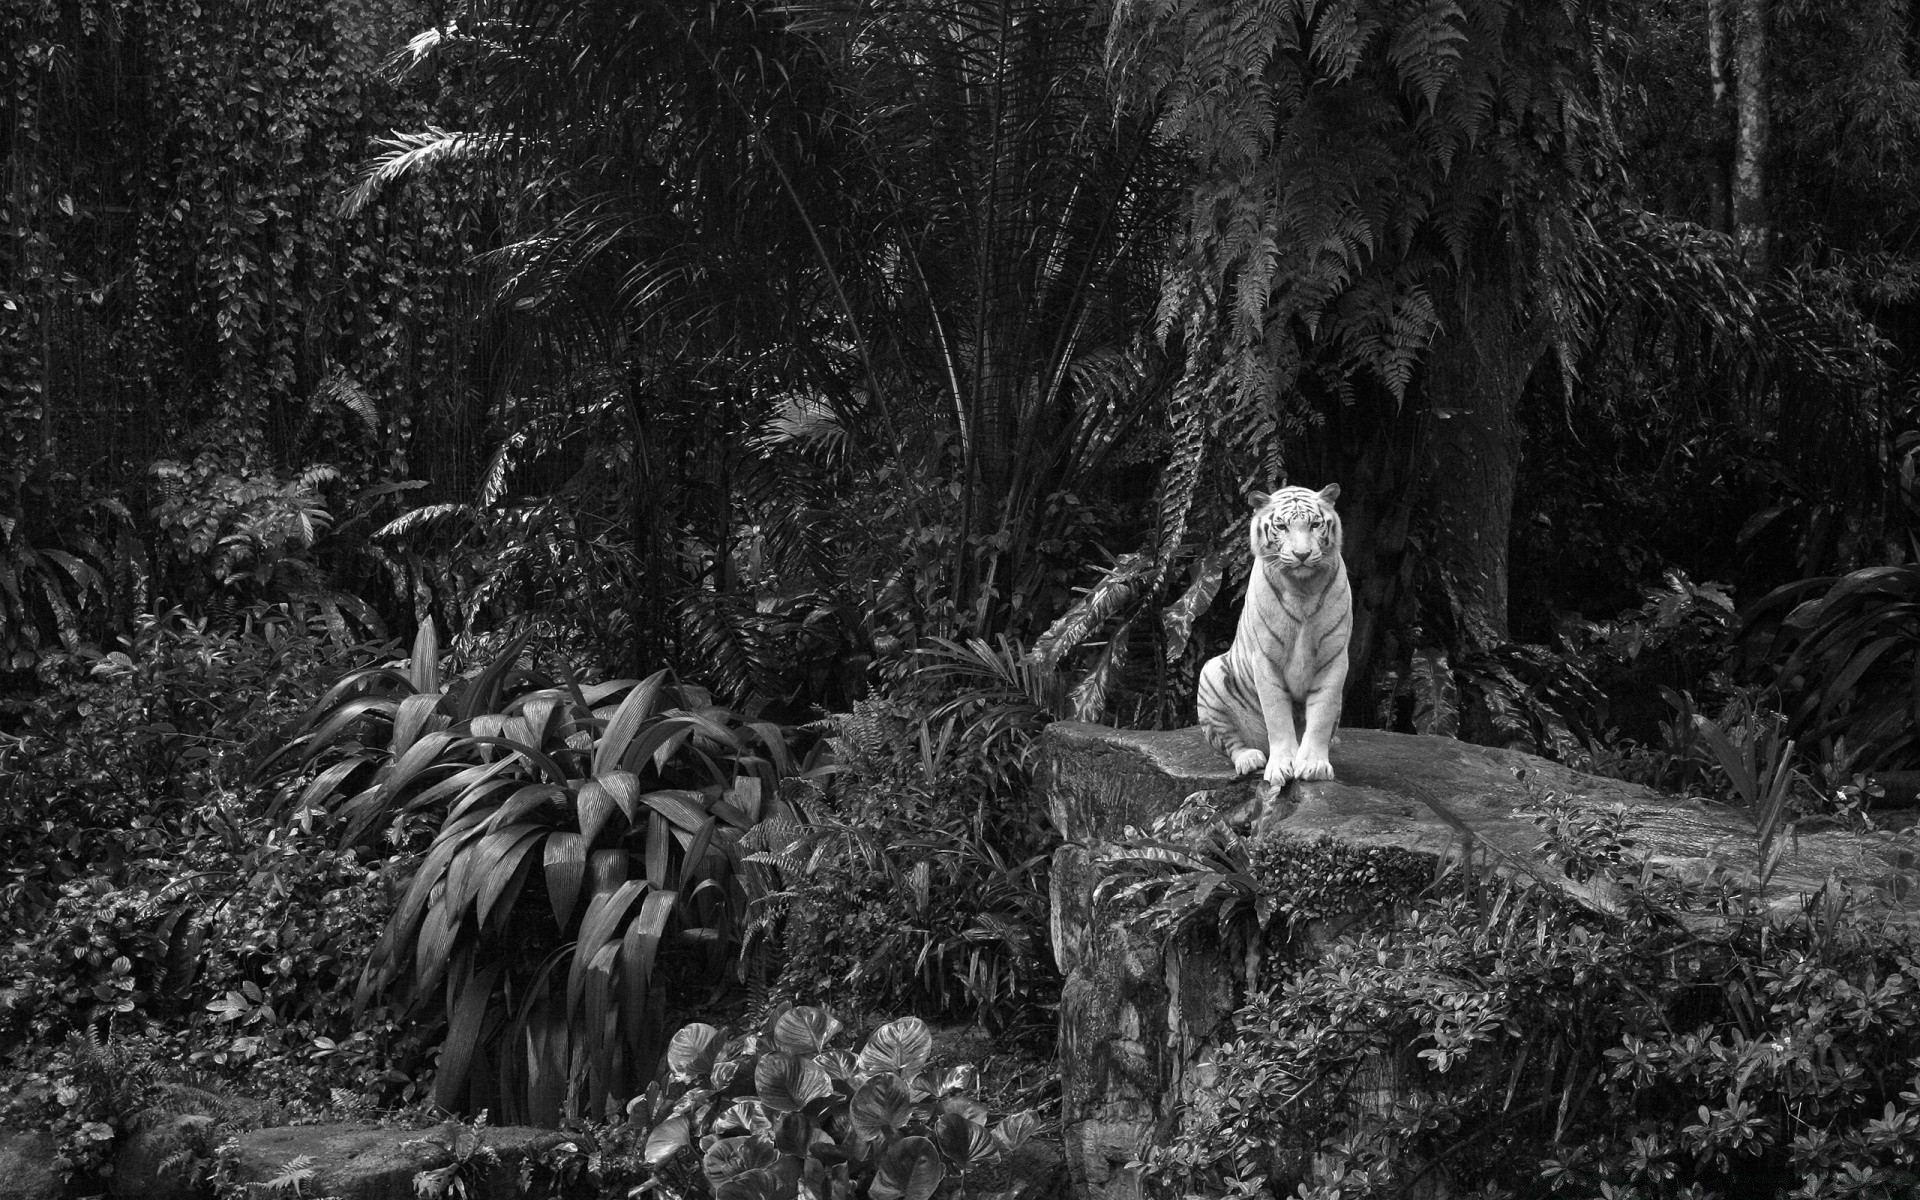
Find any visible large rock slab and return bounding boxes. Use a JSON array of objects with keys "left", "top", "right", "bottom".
[
  {"left": 112, "top": 1084, "right": 271, "bottom": 1200},
  {"left": 222, "top": 1122, "right": 575, "bottom": 1200},
  {"left": 1043, "top": 722, "right": 1920, "bottom": 1200},
  {"left": 0, "top": 1128, "right": 61, "bottom": 1200}
]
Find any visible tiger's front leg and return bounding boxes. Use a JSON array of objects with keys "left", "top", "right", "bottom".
[
  {"left": 1256, "top": 672, "right": 1300, "bottom": 786},
  {"left": 1290, "top": 654, "right": 1348, "bottom": 781}
]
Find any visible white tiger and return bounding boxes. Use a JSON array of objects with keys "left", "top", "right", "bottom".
[{"left": 1197, "top": 484, "right": 1352, "bottom": 784}]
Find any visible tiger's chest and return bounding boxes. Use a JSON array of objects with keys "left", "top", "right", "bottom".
[{"left": 1242, "top": 567, "right": 1348, "bottom": 689}]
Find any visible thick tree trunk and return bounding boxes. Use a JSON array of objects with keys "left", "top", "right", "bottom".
[
  {"left": 1419, "top": 290, "right": 1543, "bottom": 655},
  {"left": 1731, "top": 0, "right": 1769, "bottom": 270},
  {"left": 1706, "top": 0, "right": 1732, "bottom": 233},
  {"left": 1300, "top": 393, "right": 1425, "bottom": 723}
]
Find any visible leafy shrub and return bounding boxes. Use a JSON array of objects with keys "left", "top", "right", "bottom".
[
  {"left": 260, "top": 625, "right": 800, "bottom": 1123},
  {"left": 180, "top": 829, "right": 420, "bottom": 1103},
  {"left": 0, "top": 607, "right": 380, "bottom": 916},
  {"left": 0, "top": 1031, "right": 169, "bottom": 1187},
  {"left": 148, "top": 455, "right": 382, "bottom": 639},
  {"left": 1097, "top": 815, "right": 1438, "bottom": 991},
  {"left": 0, "top": 881, "right": 191, "bottom": 1043},
  {"left": 629, "top": 1007, "right": 1040, "bottom": 1200},
  {"left": 0, "top": 466, "right": 115, "bottom": 672},
  {"left": 761, "top": 677, "right": 1058, "bottom": 1033},
  {"left": 1741, "top": 563, "right": 1920, "bottom": 775},
  {"left": 1126, "top": 796, "right": 1920, "bottom": 1199},
  {"left": 1, "top": 818, "right": 424, "bottom": 1112}
]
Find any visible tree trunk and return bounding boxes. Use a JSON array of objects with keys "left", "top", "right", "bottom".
[
  {"left": 1706, "top": 0, "right": 1732, "bottom": 233},
  {"left": 1300, "top": 391, "right": 1425, "bottom": 723},
  {"left": 1731, "top": 0, "right": 1768, "bottom": 270},
  {"left": 1419, "top": 289, "right": 1543, "bottom": 655}
]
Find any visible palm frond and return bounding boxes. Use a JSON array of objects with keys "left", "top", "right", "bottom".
[{"left": 341, "top": 128, "right": 511, "bottom": 217}]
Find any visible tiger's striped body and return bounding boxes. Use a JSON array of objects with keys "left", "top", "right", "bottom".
[{"left": 1198, "top": 484, "right": 1352, "bottom": 784}]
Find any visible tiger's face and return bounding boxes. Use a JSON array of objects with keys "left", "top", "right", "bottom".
[{"left": 1250, "top": 484, "right": 1342, "bottom": 574}]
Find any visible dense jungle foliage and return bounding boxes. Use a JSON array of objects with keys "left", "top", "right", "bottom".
[{"left": 5, "top": 0, "right": 1920, "bottom": 1197}]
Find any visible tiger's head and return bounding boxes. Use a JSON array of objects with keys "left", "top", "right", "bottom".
[{"left": 1249, "top": 484, "right": 1342, "bottom": 576}]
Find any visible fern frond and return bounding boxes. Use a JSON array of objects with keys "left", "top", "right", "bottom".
[{"left": 311, "top": 373, "right": 381, "bottom": 436}]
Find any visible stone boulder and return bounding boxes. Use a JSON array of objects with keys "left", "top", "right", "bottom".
[
  {"left": 111, "top": 1084, "right": 273, "bottom": 1200},
  {"left": 1044, "top": 721, "right": 1920, "bottom": 1200},
  {"left": 0, "top": 1128, "right": 61, "bottom": 1200},
  {"left": 222, "top": 1122, "right": 576, "bottom": 1200}
]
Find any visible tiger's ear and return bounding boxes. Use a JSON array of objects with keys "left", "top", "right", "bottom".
[
  {"left": 1318, "top": 483, "right": 1341, "bottom": 505},
  {"left": 1248, "top": 491, "right": 1270, "bottom": 508}
]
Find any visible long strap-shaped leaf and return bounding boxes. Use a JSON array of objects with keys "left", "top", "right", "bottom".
[
  {"left": 544, "top": 832, "right": 588, "bottom": 929},
  {"left": 358, "top": 824, "right": 484, "bottom": 1009},
  {"left": 461, "top": 734, "right": 569, "bottom": 785},
  {"left": 409, "top": 621, "right": 441, "bottom": 694},
  {"left": 594, "top": 669, "right": 672, "bottom": 777},
  {"left": 433, "top": 960, "right": 504, "bottom": 1110},
  {"left": 446, "top": 824, "right": 548, "bottom": 921},
  {"left": 566, "top": 880, "right": 650, "bottom": 1021},
  {"left": 577, "top": 777, "right": 620, "bottom": 848},
  {"left": 621, "top": 888, "right": 678, "bottom": 1063},
  {"left": 454, "top": 631, "right": 531, "bottom": 723},
  {"left": 276, "top": 755, "right": 370, "bottom": 821},
  {"left": 480, "top": 829, "right": 548, "bottom": 928},
  {"left": 410, "top": 756, "right": 518, "bottom": 816},
  {"left": 582, "top": 939, "right": 625, "bottom": 1116},
  {"left": 391, "top": 691, "right": 446, "bottom": 757},
  {"left": 286, "top": 695, "right": 400, "bottom": 769},
  {"left": 486, "top": 782, "right": 568, "bottom": 834}
]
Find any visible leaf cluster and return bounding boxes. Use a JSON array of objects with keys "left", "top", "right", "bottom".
[
  {"left": 631, "top": 1008, "right": 1040, "bottom": 1200},
  {"left": 0, "top": 605, "right": 378, "bottom": 918},
  {"left": 1740, "top": 564, "right": 1920, "bottom": 776},
  {"left": 761, "top": 688, "right": 1058, "bottom": 1029},
  {"left": 259, "top": 624, "right": 802, "bottom": 1123},
  {"left": 1132, "top": 798, "right": 1920, "bottom": 1199}
]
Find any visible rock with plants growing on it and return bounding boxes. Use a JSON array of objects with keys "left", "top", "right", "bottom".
[{"left": 629, "top": 1007, "right": 1040, "bottom": 1200}]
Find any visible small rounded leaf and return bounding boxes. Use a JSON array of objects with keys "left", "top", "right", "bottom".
[
  {"left": 870, "top": 1135, "right": 945, "bottom": 1200},
  {"left": 669, "top": 1023, "right": 726, "bottom": 1080},
  {"left": 814, "top": 1049, "right": 859, "bottom": 1082},
  {"left": 702, "top": 1136, "right": 778, "bottom": 1185},
  {"left": 932, "top": 1112, "right": 997, "bottom": 1167},
  {"left": 715, "top": 1099, "right": 776, "bottom": 1140},
  {"left": 858, "top": 1017, "right": 933, "bottom": 1075},
  {"left": 993, "top": 1110, "right": 1038, "bottom": 1151},
  {"left": 773, "top": 1006, "right": 843, "bottom": 1055},
  {"left": 716, "top": 1166, "right": 785, "bottom": 1200},
  {"left": 755, "top": 1050, "right": 833, "bottom": 1113},
  {"left": 643, "top": 1115, "right": 691, "bottom": 1166},
  {"left": 848, "top": 1075, "right": 914, "bottom": 1143}
]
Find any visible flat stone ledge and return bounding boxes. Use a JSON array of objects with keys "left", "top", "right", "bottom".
[{"left": 1049, "top": 721, "right": 1920, "bottom": 919}]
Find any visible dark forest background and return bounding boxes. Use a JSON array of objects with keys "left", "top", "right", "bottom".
[
  {"left": 6, "top": 2, "right": 1920, "bottom": 1196},
  {"left": 6, "top": 0, "right": 1917, "bottom": 764}
]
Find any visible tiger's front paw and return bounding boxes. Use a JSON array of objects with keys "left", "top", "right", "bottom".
[
  {"left": 1262, "top": 753, "right": 1297, "bottom": 785},
  {"left": 1230, "top": 747, "right": 1267, "bottom": 776},
  {"left": 1290, "top": 749, "right": 1335, "bottom": 781}
]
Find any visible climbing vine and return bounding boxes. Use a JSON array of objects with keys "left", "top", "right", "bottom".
[{"left": 0, "top": 0, "right": 488, "bottom": 662}]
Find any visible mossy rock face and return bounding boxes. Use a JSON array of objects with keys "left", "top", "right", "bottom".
[
  {"left": 1043, "top": 722, "right": 1920, "bottom": 1200},
  {"left": 222, "top": 1122, "right": 577, "bottom": 1200},
  {"left": 0, "top": 1128, "right": 60, "bottom": 1200}
]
